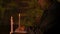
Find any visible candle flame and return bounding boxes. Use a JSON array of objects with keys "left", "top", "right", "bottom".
[{"left": 19, "top": 13, "right": 20, "bottom": 17}]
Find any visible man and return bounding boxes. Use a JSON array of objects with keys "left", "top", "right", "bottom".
[{"left": 38, "top": 0, "right": 60, "bottom": 34}]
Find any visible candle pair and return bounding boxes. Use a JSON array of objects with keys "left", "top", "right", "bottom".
[{"left": 10, "top": 13, "right": 20, "bottom": 34}]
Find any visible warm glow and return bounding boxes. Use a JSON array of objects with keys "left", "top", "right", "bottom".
[{"left": 20, "top": 26, "right": 25, "bottom": 31}]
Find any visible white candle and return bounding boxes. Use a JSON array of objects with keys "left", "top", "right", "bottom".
[
  {"left": 19, "top": 13, "right": 20, "bottom": 28},
  {"left": 11, "top": 16, "right": 13, "bottom": 33},
  {"left": 14, "top": 13, "right": 21, "bottom": 32}
]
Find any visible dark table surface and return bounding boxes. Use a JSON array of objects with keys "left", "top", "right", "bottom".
[{"left": 12, "top": 32, "right": 28, "bottom": 34}]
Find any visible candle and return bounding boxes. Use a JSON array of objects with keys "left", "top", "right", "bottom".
[
  {"left": 19, "top": 13, "right": 20, "bottom": 28},
  {"left": 11, "top": 16, "right": 13, "bottom": 33},
  {"left": 14, "top": 13, "right": 21, "bottom": 32}
]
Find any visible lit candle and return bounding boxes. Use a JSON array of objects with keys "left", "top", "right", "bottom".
[
  {"left": 11, "top": 16, "right": 13, "bottom": 33},
  {"left": 14, "top": 13, "right": 21, "bottom": 32},
  {"left": 19, "top": 13, "right": 20, "bottom": 28}
]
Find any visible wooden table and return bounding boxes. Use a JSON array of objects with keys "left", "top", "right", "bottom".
[
  {"left": 11, "top": 31, "right": 28, "bottom": 34},
  {"left": 12, "top": 32, "right": 28, "bottom": 34}
]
